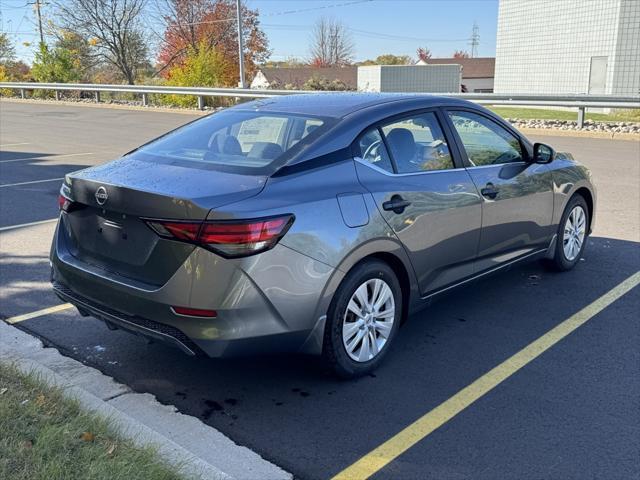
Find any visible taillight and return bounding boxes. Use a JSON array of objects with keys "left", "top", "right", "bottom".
[
  {"left": 58, "top": 185, "right": 84, "bottom": 213},
  {"left": 145, "top": 215, "right": 294, "bottom": 258},
  {"left": 58, "top": 193, "right": 70, "bottom": 211}
]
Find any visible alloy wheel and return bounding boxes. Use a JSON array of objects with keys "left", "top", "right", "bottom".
[
  {"left": 342, "top": 278, "right": 396, "bottom": 362},
  {"left": 563, "top": 205, "right": 586, "bottom": 261}
]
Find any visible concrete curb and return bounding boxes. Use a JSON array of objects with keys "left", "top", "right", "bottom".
[{"left": 0, "top": 321, "right": 292, "bottom": 480}]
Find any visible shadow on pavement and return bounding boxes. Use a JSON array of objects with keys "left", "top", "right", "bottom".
[{"left": 1, "top": 235, "right": 638, "bottom": 479}]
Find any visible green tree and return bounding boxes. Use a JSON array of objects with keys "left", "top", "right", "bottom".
[
  {"left": 45, "top": 30, "right": 98, "bottom": 81},
  {"left": 31, "top": 43, "right": 82, "bottom": 83},
  {"left": 374, "top": 54, "right": 412, "bottom": 65},
  {"left": 164, "top": 41, "right": 232, "bottom": 107},
  {"left": 0, "top": 32, "right": 16, "bottom": 64},
  {"left": 302, "top": 76, "right": 351, "bottom": 91}
]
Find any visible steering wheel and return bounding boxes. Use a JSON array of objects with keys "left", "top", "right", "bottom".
[
  {"left": 362, "top": 139, "right": 382, "bottom": 163},
  {"left": 493, "top": 151, "right": 519, "bottom": 165}
]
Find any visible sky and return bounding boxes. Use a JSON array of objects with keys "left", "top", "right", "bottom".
[{"left": 0, "top": 0, "right": 499, "bottom": 64}]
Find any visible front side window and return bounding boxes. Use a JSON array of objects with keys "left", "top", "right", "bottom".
[
  {"left": 448, "top": 111, "right": 523, "bottom": 166},
  {"left": 135, "top": 110, "right": 330, "bottom": 174},
  {"left": 381, "top": 112, "right": 453, "bottom": 173}
]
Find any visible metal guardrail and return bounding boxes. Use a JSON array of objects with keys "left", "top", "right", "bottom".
[{"left": 1, "top": 82, "right": 639, "bottom": 127}]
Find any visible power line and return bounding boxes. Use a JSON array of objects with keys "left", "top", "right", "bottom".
[
  {"left": 260, "top": 0, "right": 372, "bottom": 17},
  {"left": 261, "top": 24, "right": 469, "bottom": 44}
]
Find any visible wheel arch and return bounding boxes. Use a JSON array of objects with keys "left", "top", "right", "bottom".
[
  {"left": 574, "top": 186, "right": 594, "bottom": 233},
  {"left": 357, "top": 252, "right": 412, "bottom": 325}
]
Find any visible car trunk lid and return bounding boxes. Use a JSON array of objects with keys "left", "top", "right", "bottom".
[{"left": 60, "top": 156, "right": 267, "bottom": 286}]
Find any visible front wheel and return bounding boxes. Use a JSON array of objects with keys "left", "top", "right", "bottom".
[
  {"left": 547, "top": 194, "right": 589, "bottom": 271},
  {"left": 322, "top": 260, "right": 402, "bottom": 379}
]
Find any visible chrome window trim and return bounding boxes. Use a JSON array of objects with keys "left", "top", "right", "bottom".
[
  {"left": 354, "top": 156, "right": 462, "bottom": 177},
  {"left": 464, "top": 161, "right": 529, "bottom": 170}
]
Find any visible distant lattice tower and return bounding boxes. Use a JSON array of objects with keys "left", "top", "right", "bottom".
[{"left": 469, "top": 22, "right": 480, "bottom": 58}]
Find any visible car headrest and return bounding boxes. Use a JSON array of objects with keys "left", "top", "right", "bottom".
[
  {"left": 210, "top": 134, "right": 243, "bottom": 155},
  {"left": 385, "top": 128, "right": 416, "bottom": 162},
  {"left": 247, "top": 142, "right": 284, "bottom": 160}
]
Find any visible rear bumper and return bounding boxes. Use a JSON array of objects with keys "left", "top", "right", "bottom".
[
  {"left": 53, "top": 281, "right": 200, "bottom": 355},
  {"left": 50, "top": 218, "right": 336, "bottom": 357}
]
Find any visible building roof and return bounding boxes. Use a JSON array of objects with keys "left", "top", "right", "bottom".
[
  {"left": 425, "top": 57, "right": 495, "bottom": 78},
  {"left": 257, "top": 66, "right": 358, "bottom": 89}
]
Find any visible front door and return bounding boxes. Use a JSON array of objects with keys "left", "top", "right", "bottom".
[
  {"left": 445, "top": 109, "right": 554, "bottom": 273},
  {"left": 354, "top": 110, "right": 482, "bottom": 295}
]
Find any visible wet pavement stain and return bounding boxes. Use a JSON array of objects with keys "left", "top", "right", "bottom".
[{"left": 202, "top": 399, "right": 224, "bottom": 420}]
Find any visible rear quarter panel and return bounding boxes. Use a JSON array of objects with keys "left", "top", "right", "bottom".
[{"left": 208, "top": 159, "right": 421, "bottom": 327}]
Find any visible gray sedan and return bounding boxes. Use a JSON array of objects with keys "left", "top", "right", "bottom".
[{"left": 51, "top": 94, "right": 596, "bottom": 378}]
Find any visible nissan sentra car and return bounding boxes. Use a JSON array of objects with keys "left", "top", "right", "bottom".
[{"left": 51, "top": 93, "right": 595, "bottom": 378}]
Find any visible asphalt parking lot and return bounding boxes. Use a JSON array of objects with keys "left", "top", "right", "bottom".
[{"left": 1, "top": 100, "right": 639, "bottom": 480}]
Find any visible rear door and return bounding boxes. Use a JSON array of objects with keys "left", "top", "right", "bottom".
[
  {"left": 353, "top": 109, "right": 482, "bottom": 296},
  {"left": 444, "top": 109, "right": 554, "bottom": 272}
]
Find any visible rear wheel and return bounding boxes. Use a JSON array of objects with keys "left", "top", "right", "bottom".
[
  {"left": 322, "top": 260, "right": 402, "bottom": 379},
  {"left": 547, "top": 194, "right": 589, "bottom": 271}
]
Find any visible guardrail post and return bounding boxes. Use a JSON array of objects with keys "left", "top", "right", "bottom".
[
  {"left": 577, "top": 107, "right": 585, "bottom": 129},
  {"left": 142, "top": 93, "right": 148, "bottom": 106},
  {"left": 94, "top": 91, "right": 101, "bottom": 103},
  {"left": 197, "top": 95, "right": 205, "bottom": 110},
  {"left": 20, "top": 88, "right": 25, "bottom": 99},
  {"left": 55, "top": 90, "right": 61, "bottom": 101}
]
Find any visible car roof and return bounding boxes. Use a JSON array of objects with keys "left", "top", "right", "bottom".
[{"left": 233, "top": 93, "right": 475, "bottom": 118}]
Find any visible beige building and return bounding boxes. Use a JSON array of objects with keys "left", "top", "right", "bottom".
[{"left": 425, "top": 58, "right": 495, "bottom": 92}]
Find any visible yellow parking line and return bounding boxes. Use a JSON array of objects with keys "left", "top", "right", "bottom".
[
  {"left": 333, "top": 270, "right": 640, "bottom": 480},
  {"left": 5, "top": 303, "right": 74, "bottom": 324}
]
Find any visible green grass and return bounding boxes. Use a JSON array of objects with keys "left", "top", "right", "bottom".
[
  {"left": 0, "top": 363, "right": 184, "bottom": 480},
  {"left": 488, "top": 106, "right": 640, "bottom": 123}
]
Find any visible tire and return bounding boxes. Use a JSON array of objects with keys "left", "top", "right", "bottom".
[
  {"left": 322, "top": 259, "right": 402, "bottom": 379},
  {"left": 546, "top": 194, "right": 590, "bottom": 271}
]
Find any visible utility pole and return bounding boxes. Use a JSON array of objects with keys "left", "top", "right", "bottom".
[
  {"left": 469, "top": 21, "right": 480, "bottom": 58},
  {"left": 236, "top": 0, "right": 246, "bottom": 88},
  {"left": 34, "top": 0, "right": 45, "bottom": 46}
]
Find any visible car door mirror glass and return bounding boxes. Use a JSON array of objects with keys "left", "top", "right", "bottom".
[{"left": 533, "top": 143, "right": 555, "bottom": 164}]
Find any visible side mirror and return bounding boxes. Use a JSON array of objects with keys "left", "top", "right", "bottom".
[{"left": 533, "top": 143, "right": 555, "bottom": 164}]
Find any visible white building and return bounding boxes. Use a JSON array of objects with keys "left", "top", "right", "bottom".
[
  {"left": 357, "top": 65, "right": 462, "bottom": 93},
  {"left": 494, "top": 0, "right": 639, "bottom": 95}
]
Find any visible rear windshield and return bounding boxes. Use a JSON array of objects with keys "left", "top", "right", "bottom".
[{"left": 132, "top": 109, "right": 332, "bottom": 175}]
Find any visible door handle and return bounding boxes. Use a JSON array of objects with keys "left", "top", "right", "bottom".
[
  {"left": 480, "top": 183, "right": 499, "bottom": 199},
  {"left": 383, "top": 195, "right": 411, "bottom": 214}
]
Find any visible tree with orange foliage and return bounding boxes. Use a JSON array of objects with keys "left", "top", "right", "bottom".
[
  {"left": 453, "top": 50, "right": 470, "bottom": 58},
  {"left": 156, "top": 0, "right": 269, "bottom": 85}
]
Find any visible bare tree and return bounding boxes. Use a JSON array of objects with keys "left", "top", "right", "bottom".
[
  {"left": 309, "top": 17, "right": 354, "bottom": 67},
  {"left": 54, "top": 0, "right": 149, "bottom": 84}
]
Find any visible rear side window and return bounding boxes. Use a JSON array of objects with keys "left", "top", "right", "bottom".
[
  {"left": 136, "top": 110, "right": 330, "bottom": 174},
  {"left": 448, "top": 111, "right": 523, "bottom": 166}
]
